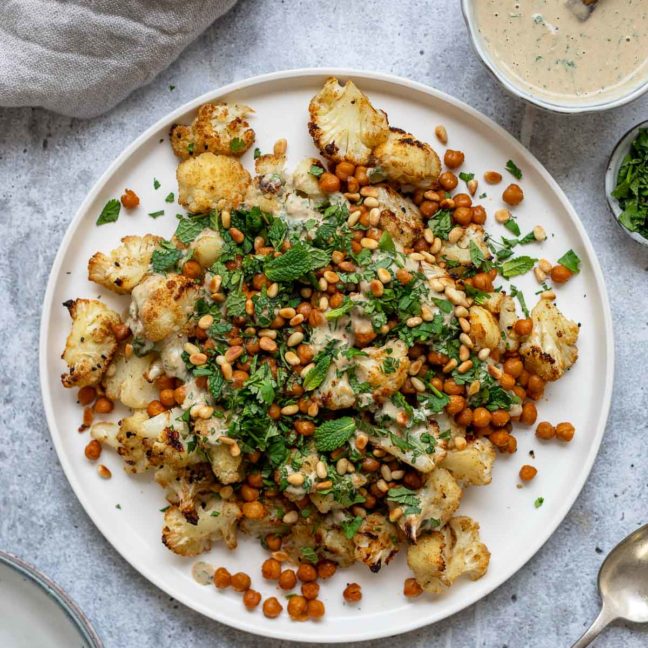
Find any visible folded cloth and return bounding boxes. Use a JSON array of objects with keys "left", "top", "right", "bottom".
[{"left": 0, "top": 0, "right": 237, "bottom": 118}]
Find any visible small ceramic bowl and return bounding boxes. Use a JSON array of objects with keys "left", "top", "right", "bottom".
[
  {"left": 461, "top": 0, "right": 648, "bottom": 114},
  {"left": 605, "top": 120, "right": 648, "bottom": 247}
]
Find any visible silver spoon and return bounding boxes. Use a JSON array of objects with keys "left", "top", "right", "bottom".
[{"left": 571, "top": 524, "right": 648, "bottom": 647}]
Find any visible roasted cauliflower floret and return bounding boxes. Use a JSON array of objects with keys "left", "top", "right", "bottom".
[
  {"left": 128, "top": 274, "right": 199, "bottom": 342},
  {"left": 372, "top": 127, "right": 441, "bottom": 189},
  {"left": 170, "top": 102, "right": 255, "bottom": 160},
  {"left": 90, "top": 421, "right": 120, "bottom": 450},
  {"left": 193, "top": 417, "right": 243, "bottom": 484},
  {"left": 102, "top": 346, "right": 158, "bottom": 409},
  {"left": 61, "top": 299, "right": 121, "bottom": 388},
  {"left": 520, "top": 299, "right": 579, "bottom": 381},
  {"left": 497, "top": 294, "right": 520, "bottom": 353},
  {"left": 155, "top": 463, "right": 219, "bottom": 524},
  {"left": 374, "top": 186, "right": 424, "bottom": 248},
  {"left": 352, "top": 513, "right": 400, "bottom": 572},
  {"left": 308, "top": 77, "right": 389, "bottom": 165},
  {"left": 177, "top": 152, "right": 250, "bottom": 213},
  {"left": 314, "top": 364, "right": 356, "bottom": 410},
  {"left": 189, "top": 228, "right": 225, "bottom": 268},
  {"left": 441, "top": 438, "right": 496, "bottom": 487},
  {"left": 468, "top": 305, "right": 501, "bottom": 351},
  {"left": 407, "top": 516, "right": 490, "bottom": 594},
  {"left": 162, "top": 497, "right": 242, "bottom": 556},
  {"left": 291, "top": 157, "right": 326, "bottom": 198},
  {"left": 398, "top": 468, "right": 462, "bottom": 542},
  {"left": 87, "top": 235, "right": 162, "bottom": 294},
  {"left": 354, "top": 339, "right": 410, "bottom": 402},
  {"left": 441, "top": 224, "right": 491, "bottom": 266}
]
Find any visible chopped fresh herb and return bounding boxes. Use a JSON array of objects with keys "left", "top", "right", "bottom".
[
  {"left": 175, "top": 215, "right": 207, "bottom": 244},
  {"left": 341, "top": 516, "right": 364, "bottom": 540},
  {"left": 210, "top": 510, "right": 221, "bottom": 517},
  {"left": 225, "top": 291, "right": 247, "bottom": 318},
  {"left": 165, "top": 192, "right": 175, "bottom": 203},
  {"left": 151, "top": 240, "right": 182, "bottom": 273},
  {"left": 469, "top": 240, "right": 486, "bottom": 268},
  {"left": 506, "top": 160, "right": 523, "bottom": 180},
  {"left": 96, "top": 198, "right": 121, "bottom": 226},
  {"left": 387, "top": 486, "right": 421, "bottom": 515},
  {"left": 428, "top": 209, "right": 453, "bottom": 240},
  {"left": 378, "top": 231, "right": 396, "bottom": 253},
  {"left": 187, "top": 142, "right": 194, "bottom": 155},
  {"left": 557, "top": 249, "right": 581, "bottom": 274},
  {"left": 510, "top": 285, "right": 530, "bottom": 318},
  {"left": 153, "top": 178, "right": 161, "bottom": 190},
  {"left": 300, "top": 547, "right": 318, "bottom": 563},
  {"left": 504, "top": 218, "right": 521, "bottom": 236},
  {"left": 148, "top": 210, "right": 165, "bottom": 219},
  {"left": 160, "top": 505, "right": 170, "bottom": 512},
  {"left": 309, "top": 164, "right": 324, "bottom": 177},
  {"left": 432, "top": 298, "right": 454, "bottom": 314},
  {"left": 478, "top": 192, "right": 487, "bottom": 199},
  {"left": 303, "top": 353, "right": 333, "bottom": 391},
  {"left": 115, "top": 503, "right": 122, "bottom": 509},
  {"left": 534, "top": 497, "right": 544, "bottom": 509},
  {"left": 253, "top": 147, "right": 261, "bottom": 159},
  {"left": 314, "top": 417, "right": 356, "bottom": 452},
  {"left": 459, "top": 171, "right": 475, "bottom": 183},
  {"left": 501, "top": 255, "right": 537, "bottom": 279},
  {"left": 230, "top": 137, "right": 246, "bottom": 153}
]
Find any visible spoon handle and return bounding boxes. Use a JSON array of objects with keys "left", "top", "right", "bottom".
[{"left": 571, "top": 606, "right": 615, "bottom": 648}]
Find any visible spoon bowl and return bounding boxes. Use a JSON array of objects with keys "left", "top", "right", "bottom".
[{"left": 572, "top": 524, "right": 648, "bottom": 647}]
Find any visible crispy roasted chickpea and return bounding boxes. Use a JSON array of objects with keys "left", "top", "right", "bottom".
[
  {"left": 403, "top": 472, "right": 423, "bottom": 490},
  {"left": 519, "top": 465, "right": 537, "bottom": 481},
  {"left": 472, "top": 407, "right": 492, "bottom": 428},
  {"left": 159, "top": 388, "right": 176, "bottom": 408},
  {"left": 456, "top": 407, "right": 473, "bottom": 427},
  {"left": 535, "top": 421, "right": 555, "bottom": 440},
  {"left": 294, "top": 420, "right": 315, "bottom": 436},
  {"left": 472, "top": 272, "right": 493, "bottom": 291},
  {"left": 335, "top": 161, "right": 355, "bottom": 181},
  {"left": 444, "top": 149, "right": 465, "bottom": 169},
  {"left": 343, "top": 582, "right": 362, "bottom": 603},
  {"left": 261, "top": 558, "right": 281, "bottom": 580},
  {"left": 84, "top": 439, "right": 102, "bottom": 461},
  {"left": 527, "top": 374, "right": 545, "bottom": 395},
  {"left": 213, "top": 567, "right": 231, "bottom": 589},
  {"left": 500, "top": 373, "right": 516, "bottom": 390},
  {"left": 242, "top": 589, "right": 262, "bottom": 609},
  {"left": 146, "top": 400, "right": 166, "bottom": 417},
  {"left": 491, "top": 410, "right": 510, "bottom": 428},
  {"left": 556, "top": 422, "right": 575, "bottom": 442},
  {"left": 287, "top": 595, "right": 308, "bottom": 620},
  {"left": 453, "top": 193, "right": 472, "bottom": 208},
  {"left": 182, "top": 259, "right": 202, "bottom": 279},
  {"left": 242, "top": 501, "right": 266, "bottom": 520},
  {"left": 317, "top": 560, "right": 337, "bottom": 580},
  {"left": 550, "top": 265, "right": 573, "bottom": 284},
  {"left": 361, "top": 457, "right": 380, "bottom": 472},
  {"left": 438, "top": 171, "right": 458, "bottom": 191},
  {"left": 453, "top": 206, "right": 472, "bottom": 226},
  {"left": 301, "top": 582, "right": 320, "bottom": 600},
  {"left": 513, "top": 318, "right": 533, "bottom": 336},
  {"left": 446, "top": 395, "right": 466, "bottom": 415},
  {"left": 278, "top": 569, "right": 297, "bottom": 590},
  {"left": 319, "top": 172, "right": 341, "bottom": 194},
  {"left": 502, "top": 183, "right": 524, "bottom": 206},
  {"left": 297, "top": 563, "right": 317, "bottom": 583},
  {"left": 520, "top": 402, "right": 538, "bottom": 425},
  {"left": 403, "top": 577, "right": 423, "bottom": 598},
  {"left": 307, "top": 599, "right": 326, "bottom": 620},
  {"left": 471, "top": 205, "right": 487, "bottom": 224},
  {"left": 263, "top": 596, "right": 283, "bottom": 619},
  {"left": 489, "top": 430, "right": 510, "bottom": 448},
  {"left": 120, "top": 188, "right": 140, "bottom": 209},
  {"left": 94, "top": 396, "right": 114, "bottom": 414},
  {"left": 444, "top": 378, "right": 464, "bottom": 395},
  {"left": 77, "top": 386, "right": 97, "bottom": 406},
  {"left": 231, "top": 572, "right": 251, "bottom": 592},
  {"left": 503, "top": 358, "right": 524, "bottom": 379},
  {"left": 265, "top": 534, "right": 282, "bottom": 551}
]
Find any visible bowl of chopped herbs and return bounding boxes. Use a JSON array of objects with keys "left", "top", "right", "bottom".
[{"left": 606, "top": 121, "right": 648, "bottom": 246}]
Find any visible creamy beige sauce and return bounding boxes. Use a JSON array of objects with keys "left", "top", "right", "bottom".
[
  {"left": 192, "top": 561, "right": 214, "bottom": 585},
  {"left": 474, "top": 0, "right": 648, "bottom": 104}
]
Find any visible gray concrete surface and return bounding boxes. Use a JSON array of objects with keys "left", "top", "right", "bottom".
[{"left": 0, "top": 1, "right": 646, "bottom": 647}]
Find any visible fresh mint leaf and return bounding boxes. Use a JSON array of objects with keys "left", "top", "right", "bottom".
[
  {"left": 378, "top": 231, "right": 396, "bottom": 253},
  {"left": 534, "top": 497, "right": 544, "bottom": 509},
  {"left": 469, "top": 240, "right": 486, "bottom": 268},
  {"left": 504, "top": 218, "right": 521, "bottom": 236},
  {"left": 459, "top": 171, "right": 474, "bottom": 182},
  {"left": 501, "top": 255, "right": 537, "bottom": 278},
  {"left": 175, "top": 215, "right": 207, "bottom": 244},
  {"left": 230, "top": 137, "right": 246, "bottom": 153},
  {"left": 314, "top": 417, "right": 356, "bottom": 452},
  {"left": 432, "top": 298, "right": 453, "bottom": 314},
  {"left": 253, "top": 147, "right": 261, "bottom": 159},
  {"left": 264, "top": 242, "right": 328, "bottom": 282},
  {"left": 303, "top": 353, "right": 333, "bottom": 391},
  {"left": 96, "top": 198, "right": 121, "bottom": 226},
  {"left": 557, "top": 249, "right": 581, "bottom": 274},
  {"left": 165, "top": 192, "right": 175, "bottom": 203},
  {"left": 387, "top": 486, "right": 421, "bottom": 515},
  {"left": 341, "top": 516, "right": 364, "bottom": 540},
  {"left": 267, "top": 217, "right": 287, "bottom": 249},
  {"left": 309, "top": 164, "right": 324, "bottom": 177},
  {"left": 506, "top": 159, "right": 523, "bottom": 180},
  {"left": 153, "top": 178, "right": 161, "bottom": 190},
  {"left": 151, "top": 241, "right": 181, "bottom": 273},
  {"left": 225, "top": 291, "right": 247, "bottom": 318}
]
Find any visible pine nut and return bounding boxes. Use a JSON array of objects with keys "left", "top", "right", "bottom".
[
  {"left": 376, "top": 479, "right": 389, "bottom": 493},
  {"left": 411, "top": 377, "right": 426, "bottom": 393},
  {"left": 197, "top": 405, "right": 214, "bottom": 419},
  {"left": 440, "top": 198, "right": 455, "bottom": 210},
  {"left": 220, "top": 362, "right": 233, "bottom": 380},
  {"left": 495, "top": 208, "right": 511, "bottom": 224},
  {"left": 380, "top": 464, "right": 392, "bottom": 481},
  {"left": 190, "top": 352, "right": 207, "bottom": 365},
  {"left": 368, "top": 207, "right": 381, "bottom": 226},
  {"left": 230, "top": 443, "right": 241, "bottom": 457},
  {"left": 198, "top": 314, "right": 214, "bottom": 329},
  {"left": 300, "top": 287, "right": 312, "bottom": 298},
  {"left": 424, "top": 190, "right": 441, "bottom": 202},
  {"left": 224, "top": 346, "right": 243, "bottom": 363},
  {"left": 443, "top": 358, "right": 458, "bottom": 373},
  {"left": 316, "top": 461, "right": 328, "bottom": 479},
  {"left": 448, "top": 227, "right": 464, "bottom": 244},
  {"left": 363, "top": 196, "right": 379, "bottom": 208},
  {"left": 360, "top": 186, "right": 379, "bottom": 197},
  {"left": 370, "top": 279, "right": 384, "bottom": 297},
  {"left": 391, "top": 470, "right": 404, "bottom": 480},
  {"left": 319, "top": 296, "right": 329, "bottom": 310},
  {"left": 389, "top": 507, "right": 403, "bottom": 522},
  {"left": 423, "top": 228, "right": 435, "bottom": 244},
  {"left": 459, "top": 332, "right": 474, "bottom": 348},
  {"left": 274, "top": 138, "right": 287, "bottom": 155},
  {"left": 477, "top": 348, "right": 490, "bottom": 361},
  {"left": 289, "top": 314, "right": 305, "bottom": 327},
  {"left": 347, "top": 210, "right": 361, "bottom": 226},
  {"left": 316, "top": 480, "right": 333, "bottom": 491},
  {"left": 467, "top": 179, "right": 478, "bottom": 196},
  {"left": 284, "top": 351, "right": 301, "bottom": 366},
  {"left": 287, "top": 332, "right": 304, "bottom": 347},
  {"left": 541, "top": 290, "right": 556, "bottom": 300},
  {"left": 459, "top": 344, "right": 470, "bottom": 361},
  {"left": 430, "top": 278, "right": 444, "bottom": 293},
  {"left": 534, "top": 267, "right": 547, "bottom": 283},
  {"left": 488, "top": 365, "right": 503, "bottom": 379},
  {"left": 260, "top": 337, "right": 278, "bottom": 352},
  {"left": 539, "top": 258, "right": 552, "bottom": 273},
  {"left": 307, "top": 402, "right": 319, "bottom": 417},
  {"left": 280, "top": 404, "right": 299, "bottom": 415},
  {"left": 336, "top": 458, "right": 349, "bottom": 475},
  {"left": 229, "top": 227, "right": 244, "bottom": 244},
  {"left": 468, "top": 380, "right": 481, "bottom": 396},
  {"left": 377, "top": 267, "right": 392, "bottom": 283},
  {"left": 355, "top": 433, "right": 369, "bottom": 450},
  {"left": 287, "top": 473, "right": 304, "bottom": 486},
  {"left": 406, "top": 316, "right": 423, "bottom": 328},
  {"left": 408, "top": 359, "right": 423, "bottom": 376},
  {"left": 361, "top": 237, "right": 378, "bottom": 249},
  {"left": 435, "top": 125, "right": 448, "bottom": 144},
  {"left": 459, "top": 317, "right": 471, "bottom": 333},
  {"left": 431, "top": 237, "right": 443, "bottom": 254},
  {"left": 245, "top": 298, "right": 254, "bottom": 316},
  {"left": 184, "top": 342, "right": 200, "bottom": 355},
  {"left": 533, "top": 225, "right": 547, "bottom": 241},
  {"left": 210, "top": 275, "right": 222, "bottom": 293},
  {"left": 323, "top": 270, "right": 339, "bottom": 284},
  {"left": 267, "top": 282, "right": 279, "bottom": 298},
  {"left": 410, "top": 252, "right": 424, "bottom": 262},
  {"left": 279, "top": 307, "right": 296, "bottom": 319},
  {"left": 318, "top": 277, "right": 328, "bottom": 291},
  {"left": 221, "top": 210, "right": 231, "bottom": 228},
  {"left": 454, "top": 436, "right": 467, "bottom": 450},
  {"left": 457, "top": 360, "right": 473, "bottom": 374},
  {"left": 454, "top": 305, "right": 469, "bottom": 318},
  {"left": 483, "top": 171, "right": 502, "bottom": 184},
  {"left": 283, "top": 511, "right": 299, "bottom": 524},
  {"left": 97, "top": 464, "right": 112, "bottom": 479},
  {"left": 219, "top": 485, "right": 233, "bottom": 499},
  {"left": 259, "top": 329, "right": 277, "bottom": 339},
  {"left": 446, "top": 286, "right": 468, "bottom": 307},
  {"left": 344, "top": 192, "right": 361, "bottom": 202},
  {"left": 421, "top": 304, "right": 435, "bottom": 321}
]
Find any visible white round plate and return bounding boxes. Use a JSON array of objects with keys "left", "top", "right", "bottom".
[{"left": 40, "top": 69, "right": 614, "bottom": 642}]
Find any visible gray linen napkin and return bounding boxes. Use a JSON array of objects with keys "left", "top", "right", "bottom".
[{"left": 0, "top": 0, "right": 237, "bottom": 118}]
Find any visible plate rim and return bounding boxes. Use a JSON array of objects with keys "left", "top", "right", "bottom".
[{"left": 39, "top": 67, "right": 615, "bottom": 643}]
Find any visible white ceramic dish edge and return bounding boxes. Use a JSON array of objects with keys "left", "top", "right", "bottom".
[{"left": 39, "top": 68, "right": 615, "bottom": 643}]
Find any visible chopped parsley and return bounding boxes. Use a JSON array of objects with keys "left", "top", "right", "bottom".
[
  {"left": 153, "top": 178, "right": 161, "bottom": 190},
  {"left": 534, "top": 497, "right": 545, "bottom": 509},
  {"left": 96, "top": 198, "right": 121, "bottom": 226},
  {"left": 148, "top": 210, "right": 165, "bottom": 219},
  {"left": 506, "top": 159, "right": 523, "bottom": 180}
]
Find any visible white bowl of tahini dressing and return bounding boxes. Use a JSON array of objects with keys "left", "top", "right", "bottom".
[{"left": 462, "top": 0, "right": 648, "bottom": 113}]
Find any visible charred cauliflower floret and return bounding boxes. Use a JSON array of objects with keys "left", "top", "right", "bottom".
[
  {"left": 193, "top": 417, "right": 243, "bottom": 484},
  {"left": 87, "top": 235, "right": 162, "bottom": 294},
  {"left": 468, "top": 305, "right": 501, "bottom": 351},
  {"left": 352, "top": 513, "right": 400, "bottom": 572},
  {"left": 354, "top": 339, "right": 410, "bottom": 402},
  {"left": 188, "top": 228, "right": 224, "bottom": 268},
  {"left": 398, "top": 468, "right": 462, "bottom": 542},
  {"left": 520, "top": 299, "right": 579, "bottom": 381},
  {"left": 291, "top": 157, "right": 326, "bottom": 198},
  {"left": 90, "top": 421, "right": 120, "bottom": 450},
  {"left": 154, "top": 463, "right": 219, "bottom": 525},
  {"left": 372, "top": 127, "right": 441, "bottom": 189},
  {"left": 314, "top": 363, "right": 356, "bottom": 410},
  {"left": 162, "top": 497, "right": 241, "bottom": 556},
  {"left": 177, "top": 152, "right": 250, "bottom": 213},
  {"left": 61, "top": 299, "right": 121, "bottom": 388},
  {"left": 170, "top": 102, "right": 255, "bottom": 160},
  {"left": 308, "top": 77, "right": 389, "bottom": 165},
  {"left": 441, "top": 438, "right": 496, "bottom": 487},
  {"left": 407, "top": 516, "right": 490, "bottom": 594},
  {"left": 497, "top": 294, "right": 520, "bottom": 353},
  {"left": 128, "top": 274, "right": 199, "bottom": 342},
  {"left": 374, "top": 186, "right": 424, "bottom": 248},
  {"left": 103, "top": 346, "right": 158, "bottom": 409},
  {"left": 442, "top": 224, "right": 491, "bottom": 266}
]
